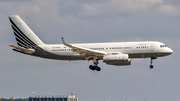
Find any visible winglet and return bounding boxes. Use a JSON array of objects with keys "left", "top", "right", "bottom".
[{"left": 61, "top": 37, "right": 68, "bottom": 45}]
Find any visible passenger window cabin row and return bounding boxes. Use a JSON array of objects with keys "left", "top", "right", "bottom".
[
  {"left": 52, "top": 49, "right": 71, "bottom": 51},
  {"left": 160, "top": 45, "right": 167, "bottom": 48},
  {"left": 136, "top": 46, "right": 148, "bottom": 49},
  {"left": 52, "top": 46, "right": 134, "bottom": 51}
]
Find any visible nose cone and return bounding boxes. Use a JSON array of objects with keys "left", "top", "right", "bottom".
[{"left": 167, "top": 48, "right": 173, "bottom": 55}]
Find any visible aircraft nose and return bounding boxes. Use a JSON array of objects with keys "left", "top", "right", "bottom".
[{"left": 167, "top": 48, "right": 173, "bottom": 54}]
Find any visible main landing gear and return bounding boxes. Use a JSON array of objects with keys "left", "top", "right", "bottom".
[
  {"left": 150, "top": 57, "right": 157, "bottom": 69},
  {"left": 89, "top": 58, "right": 101, "bottom": 71},
  {"left": 89, "top": 65, "right": 101, "bottom": 71}
]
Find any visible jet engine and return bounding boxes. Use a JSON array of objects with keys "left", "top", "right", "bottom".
[{"left": 103, "top": 54, "right": 131, "bottom": 66}]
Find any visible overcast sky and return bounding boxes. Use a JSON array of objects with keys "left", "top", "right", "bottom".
[{"left": 0, "top": 0, "right": 180, "bottom": 101}]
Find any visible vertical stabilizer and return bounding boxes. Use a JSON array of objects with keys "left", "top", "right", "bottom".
[{"left": 9, "top": 15, "right": 44, "bottom": 47}]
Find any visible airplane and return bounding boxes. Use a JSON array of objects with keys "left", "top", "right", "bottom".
[{"left": 9, "top": 15, "right": 173, "bottom": 71}]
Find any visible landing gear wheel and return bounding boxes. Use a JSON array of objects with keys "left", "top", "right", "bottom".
[
  {"left": 89, "top": 65, "right": 93, "bottom": 69},
  {"left": 96, "top": 67, "right": 101, "bottom": 71},
  {"left": 150, "top": 65, "right": 153, "bottom": 69},
  {"left": 89, "top": 65, "right": 96, "bottom": 71},
  {"left": 89, "top": 65, "right": 101, "bottom": 71},
  {"left": 89, "top": 57, "right": 101, "bottom": 71},
  {"left": 91, "top": 66, "right": 95, "bottom": 71}
]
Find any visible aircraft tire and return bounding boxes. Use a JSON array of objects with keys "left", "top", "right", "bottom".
[
  {"left": 89, "top": 65, "right": 101, "bottom": 71},
  {"left": 150, "top": 65, "right": 153, "bottom": 69},
  {"left": 89, "top": 65, "right": 93, "bottom": 69},
  {"left": 96, "top": 67, "right": 101, "bottom": 71}
]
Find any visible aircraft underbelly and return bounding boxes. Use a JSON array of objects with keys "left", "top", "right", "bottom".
[{"left": 129, "top": 53, "right": 169, "bottom": 58}]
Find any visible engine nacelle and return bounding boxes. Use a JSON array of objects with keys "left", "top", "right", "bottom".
[{"left": 103, "top": 54, "right": 131, "bottom": 66}]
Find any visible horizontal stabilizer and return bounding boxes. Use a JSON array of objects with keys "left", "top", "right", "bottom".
[{"left": 9, "top": 45, "right": 35, "bottom": 54}]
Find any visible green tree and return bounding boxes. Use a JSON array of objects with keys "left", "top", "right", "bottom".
[{"left": 10, "top": 97, "right": 15, "bottom": 101}]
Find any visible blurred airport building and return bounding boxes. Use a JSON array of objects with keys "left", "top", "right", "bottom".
[{"left": 29, "top": 92, "right": 78, "bottom": 101}]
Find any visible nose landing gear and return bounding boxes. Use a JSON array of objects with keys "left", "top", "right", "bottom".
[{"left": 150, "top": 57, "right": 157, "bottom": 69}]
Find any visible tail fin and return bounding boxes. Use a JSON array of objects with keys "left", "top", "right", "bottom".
[{"left": 9, "top": 15, "right": 44, "bottom": 47}]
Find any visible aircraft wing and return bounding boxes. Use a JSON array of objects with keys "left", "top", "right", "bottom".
[{"left": 61, "top": 37, "right": 107, "bottom": 59}]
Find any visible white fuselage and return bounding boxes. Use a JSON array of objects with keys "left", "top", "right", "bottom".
[{"left": 39, "top": 41, "right": 173, "bottom": 60}]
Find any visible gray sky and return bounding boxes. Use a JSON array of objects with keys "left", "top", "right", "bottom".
[{"left": 0, "top": 0, "right": 180, "bottom": 101}]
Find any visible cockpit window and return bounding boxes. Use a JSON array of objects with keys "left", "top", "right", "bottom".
[{"left": 160, "top": 45, "right": 167, "bottom": 48}]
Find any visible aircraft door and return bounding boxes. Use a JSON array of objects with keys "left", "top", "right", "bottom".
[{"left": 150, "top": 44, "right": 154, "bottom": 52}]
